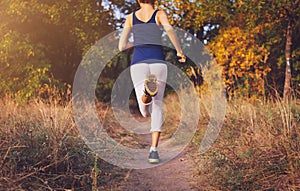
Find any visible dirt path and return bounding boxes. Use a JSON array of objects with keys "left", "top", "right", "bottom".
[
  {"left": 117, "top": 148, "right": 201, "bottom": 191},
  {"left": 114, "top": 113, "right": 211, "bottom": 191},
  {"left": 113, "top": 127, "right": 213, "bottom": 191}
]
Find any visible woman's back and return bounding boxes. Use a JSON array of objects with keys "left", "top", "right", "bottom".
[{"left": 131, "top": 10, "right": 165, "bottom": 65}]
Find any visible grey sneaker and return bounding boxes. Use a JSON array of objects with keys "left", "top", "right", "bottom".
[{"left": 148, "top": 151, "right": 160, "bottom": 164}]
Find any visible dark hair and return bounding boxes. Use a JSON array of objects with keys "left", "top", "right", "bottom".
[{"left": 138, "top": 0, "right": 156, "bottom": 6}]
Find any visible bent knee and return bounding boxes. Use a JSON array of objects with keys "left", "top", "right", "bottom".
[{"left": 141, "top": 112, "right": 151, "bottom": 118}]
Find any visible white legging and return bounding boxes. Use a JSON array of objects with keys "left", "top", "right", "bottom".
[{"left": 130, "top": 63, "right": 167, "bottom": 132}]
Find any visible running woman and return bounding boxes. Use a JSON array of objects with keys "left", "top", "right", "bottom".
[{"left": 119, "top": 0, "right": 186, "bottom": 163}]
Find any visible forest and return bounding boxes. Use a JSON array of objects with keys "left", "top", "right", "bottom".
[{"left": 0, "top": 0, "right": 299, "bottom": 100}]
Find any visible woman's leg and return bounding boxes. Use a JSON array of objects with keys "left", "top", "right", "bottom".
[
  {"left": 131, "top": 63, "right": 167, "bottom": 163},
  {"left": 149, "top": 63, "right": 168, "bottom": 148},
  {"left": 130, "top": 63, "right": 151, "bottom": 117}
]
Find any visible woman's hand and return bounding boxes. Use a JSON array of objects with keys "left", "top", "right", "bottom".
[{"left": 177, "top": 51, "right": 186, "bottom": 63}]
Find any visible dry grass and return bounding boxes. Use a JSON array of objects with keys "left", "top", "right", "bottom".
[
  {"left": 195, "top": 97, "right": 300, "bottom": 190},
  {"left": 0, "top": 93, "right": 185, "bottom": 190},
  {"left": 0, "top": 97, "right": 126, "bottom": 191},
  {"left": 1, "top": 93, "right": 299, "bottom": 190}
]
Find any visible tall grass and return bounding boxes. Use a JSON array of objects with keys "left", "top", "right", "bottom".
[
  {"left": 1, "top": 92, "right": 299, "bottom": 190},
  {"left": 0, "top": 92, "right": 186, "bottom": 190},
  {"left": 0, "top": 97, "right": 125, "bottom": 190},
  {"left": 196, "top": 97, "right": 300, "bottom": 190}
]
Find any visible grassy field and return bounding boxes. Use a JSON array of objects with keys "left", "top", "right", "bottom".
[
  {"left": 0, "top": 98, "right": 127, "bottom": 190},
  {"left": 0, "top": 94, "right": 299, "bottom": 190},
  {"left": 194, "top": 96, "right": 300, "bottom": 190}
]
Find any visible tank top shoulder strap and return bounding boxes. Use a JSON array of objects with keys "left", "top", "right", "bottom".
[
  {"left": 149, "top": 10, "right": 158, "bottom": 24},
  {"left": 132, "top": 10, "right": 159, "bottom": 25},
  {"left": 132, "top": 11, "right": 137, "bottom": 25}
]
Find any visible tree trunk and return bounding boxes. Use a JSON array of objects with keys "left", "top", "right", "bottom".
[{"left": 283, "top": 20, "right": 292, "bottom": 99}]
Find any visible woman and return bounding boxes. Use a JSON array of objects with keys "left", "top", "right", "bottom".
[{"left": 119, "top": 0, "right": 185, "bottom": 164}]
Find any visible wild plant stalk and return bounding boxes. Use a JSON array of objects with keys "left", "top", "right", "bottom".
[{"left": 92, "top": 154, "right": 100, "bottom": 191}]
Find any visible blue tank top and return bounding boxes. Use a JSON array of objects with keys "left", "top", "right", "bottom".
[{"left": 131, "top": 10, "right": 165, "bottom": 65}]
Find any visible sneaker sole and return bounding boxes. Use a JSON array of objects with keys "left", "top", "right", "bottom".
[
  {"left": 148, "top": 158, "right": 160, "bottom": 164},
  {"left": 144, "top": 74, "right": 158, "bottom": 97}
]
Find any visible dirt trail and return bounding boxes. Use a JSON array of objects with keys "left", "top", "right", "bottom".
[
  {"left": 117, "top": 149, "right": 201, "bottom": 191},
  {"left": 114, "top": 113, "right": 211, "bottom": 191}
]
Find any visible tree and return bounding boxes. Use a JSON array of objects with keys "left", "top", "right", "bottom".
[
  {"left": 0, "top": 0, "right": 114, "bottom": 100},
  {"left": 209, "top": 27, "right": 270, "bottom": 98},
  {"left": 268, "top": 0, "right": 300, "bottom": 99},
  {"left": 157, "top": 0, "right": 272, "bottom": 98},
  {"left": 0, "top": 1, "right": 50, "bottom": 99},
  {"left": 156, "top": 0, "right": 300, "bottom": 99},
  {"left": 251, "top": 0, "right": 300, "bottom": 98},
  {"left": 158, "top": 0, "right": 233, "bottom": 41}
]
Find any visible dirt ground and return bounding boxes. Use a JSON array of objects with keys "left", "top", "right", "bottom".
[
  {"left": 112, "top": 109, "right": 213, "bottom": 191},
  {"left": 116, "top": 146, "right": 212, "bottom": 191}
]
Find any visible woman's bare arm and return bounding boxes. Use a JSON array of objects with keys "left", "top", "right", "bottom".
[
  {"left": 119, "top": 14, "right": 134, "bottom": 51},
  {"left": 157, "top": 10, "right": 186, "bottom": 62}
]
